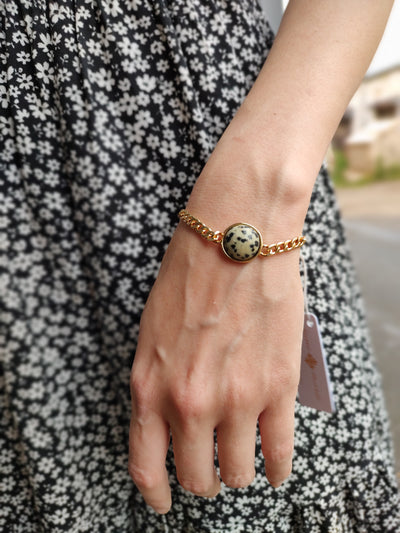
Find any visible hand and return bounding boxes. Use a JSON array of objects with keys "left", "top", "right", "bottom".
[{"left": 128, "top": 213, "right": 304, "bottom": 514}]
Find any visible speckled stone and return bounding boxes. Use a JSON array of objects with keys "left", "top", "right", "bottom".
[{"left": 221, "top": 223, "right": 262, "bottom": 262}]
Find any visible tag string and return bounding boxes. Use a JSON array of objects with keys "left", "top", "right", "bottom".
[{"left": 300, "top": 253, "right": 313, "bottom": 326}]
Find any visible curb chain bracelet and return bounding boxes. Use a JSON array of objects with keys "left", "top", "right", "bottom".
[{"left": 178, "top": 209, "right": 306, "bottom": 263}]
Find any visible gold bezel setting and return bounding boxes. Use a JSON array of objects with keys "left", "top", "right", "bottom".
[{"left": 221, "top": 222, "right": 263, "bottom": 263}]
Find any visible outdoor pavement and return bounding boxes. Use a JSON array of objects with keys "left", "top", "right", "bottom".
[{"left": 335, "top": 180, "right": 400, "bottom": 480}]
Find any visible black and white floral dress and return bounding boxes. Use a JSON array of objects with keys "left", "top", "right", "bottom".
[{"left": 1, "top": 0, "right": 399, "bottom": 531}]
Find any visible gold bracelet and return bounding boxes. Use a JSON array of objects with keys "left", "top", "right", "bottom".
[{"left": 178, "top": 209, "right": 306, "bottom": 263}]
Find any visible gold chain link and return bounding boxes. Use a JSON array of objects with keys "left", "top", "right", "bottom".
[{"left": 178, "top": 209, "right": 306, "bottom": 257}]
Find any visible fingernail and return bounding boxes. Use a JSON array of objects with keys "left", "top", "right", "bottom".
[
  {"left": 269, "top": 479, "right": 285, "bottom": 489},
  {"left": 152, "top": 504, "right": 171, "bottom": 515}
]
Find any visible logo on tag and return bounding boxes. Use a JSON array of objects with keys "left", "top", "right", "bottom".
[{"left": 305, "top": 353, "right": 317, "bottom": 369}]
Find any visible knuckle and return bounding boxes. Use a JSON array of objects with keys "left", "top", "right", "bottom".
[
  {"left": 170, "top": 386, "right": 212, "bottom": 421},
  {"left": 222, "top": 471, "right": 255, "bottom": 489},
  {"left": 130, "top": 374, "right": 151, "bottom": 406},
  {"left": 179, "top": 478, "right": 215, "bottom": 497},
  {"left": 128, "top": 463, "right": 160, "bottom": 491},
  {"left": 277, "top": 360, "right": 299, "bottom": 388},
  {"left": 267, "top": 465, "right": 293, "bottom": 487},
  {"left": 224, "top": 377, "right": 255, "bottom": 411},
  {"left": 269, "top": 365, "right": 299, "bottom": 400},
  {"left": 263, "top": 441, "right": 294, "bottom": 464}
]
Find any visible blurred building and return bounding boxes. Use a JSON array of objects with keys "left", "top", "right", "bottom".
[{"left": 333, "top": 65, "right": 400, "bottom": 176}]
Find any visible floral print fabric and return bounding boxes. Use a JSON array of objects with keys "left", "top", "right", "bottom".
[{"left": 0, "top": 0, "right": 399, "bottom": 531}]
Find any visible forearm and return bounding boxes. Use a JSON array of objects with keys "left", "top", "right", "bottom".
[
  {"left": 236, "top": 0, "right": 394, "bottom": 184},
  {"left": 187, "top": 0, "right": 394, "bottom": 231},
  {"left": 130, "top": 3, "right": 395, "bottom": 512}
]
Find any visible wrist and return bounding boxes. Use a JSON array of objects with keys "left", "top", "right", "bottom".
[
  {"left": 188, "top": 107, "right": 319, "bottom": 231},
  {"left": 186, "top": 161, "right": 312, "bottom": 242}
]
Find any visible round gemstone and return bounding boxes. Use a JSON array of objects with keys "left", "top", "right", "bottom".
[{"left": 221, "top": 223, "right": 262, "bottom": 262}]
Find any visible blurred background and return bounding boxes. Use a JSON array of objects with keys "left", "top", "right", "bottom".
[{"left": 261, "top": 0, "right": 400, "bottom": 480}]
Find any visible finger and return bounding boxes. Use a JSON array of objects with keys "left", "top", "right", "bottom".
[
  {"left": 258, "top": 396, "right": 296, "bottom": 488},
  {"left": 128, "top": 408, "right": 171, "bottom": 514},
  {"left": 217, "top": 415, "right": 257, "bottom": 488},
  {"left": 172, "top": 423, "right": 221, "bottom": 498}
]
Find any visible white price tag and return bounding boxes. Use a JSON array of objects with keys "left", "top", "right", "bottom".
[{"left": 298, "top": 312, "right": 336, "bottom": 413}]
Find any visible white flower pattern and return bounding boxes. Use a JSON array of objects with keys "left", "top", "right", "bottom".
[{"left": 0, "top": 0, "right": 399, "bottom": 531}]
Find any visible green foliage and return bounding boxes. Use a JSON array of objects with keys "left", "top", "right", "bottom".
[
  {"left": 370, "top": 158, "right": 400, "bottom": 183},
  {"left": 331, "top": 149, "right": 400, "bottom": 188},
  {"left": 330, "top": 150, "right": 349, "bottom": 187}
]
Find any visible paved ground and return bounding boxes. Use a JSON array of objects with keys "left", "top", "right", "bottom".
[
  {"left": 335, "top": 180, "right": 400, "bottom": 481},
  {"left": 336, "top": 179, "right": 400, "bottom": 219}
]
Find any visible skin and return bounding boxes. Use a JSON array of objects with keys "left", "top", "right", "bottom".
[{"left": 129, "top": 0, "right": 395, "bottom": 514}]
